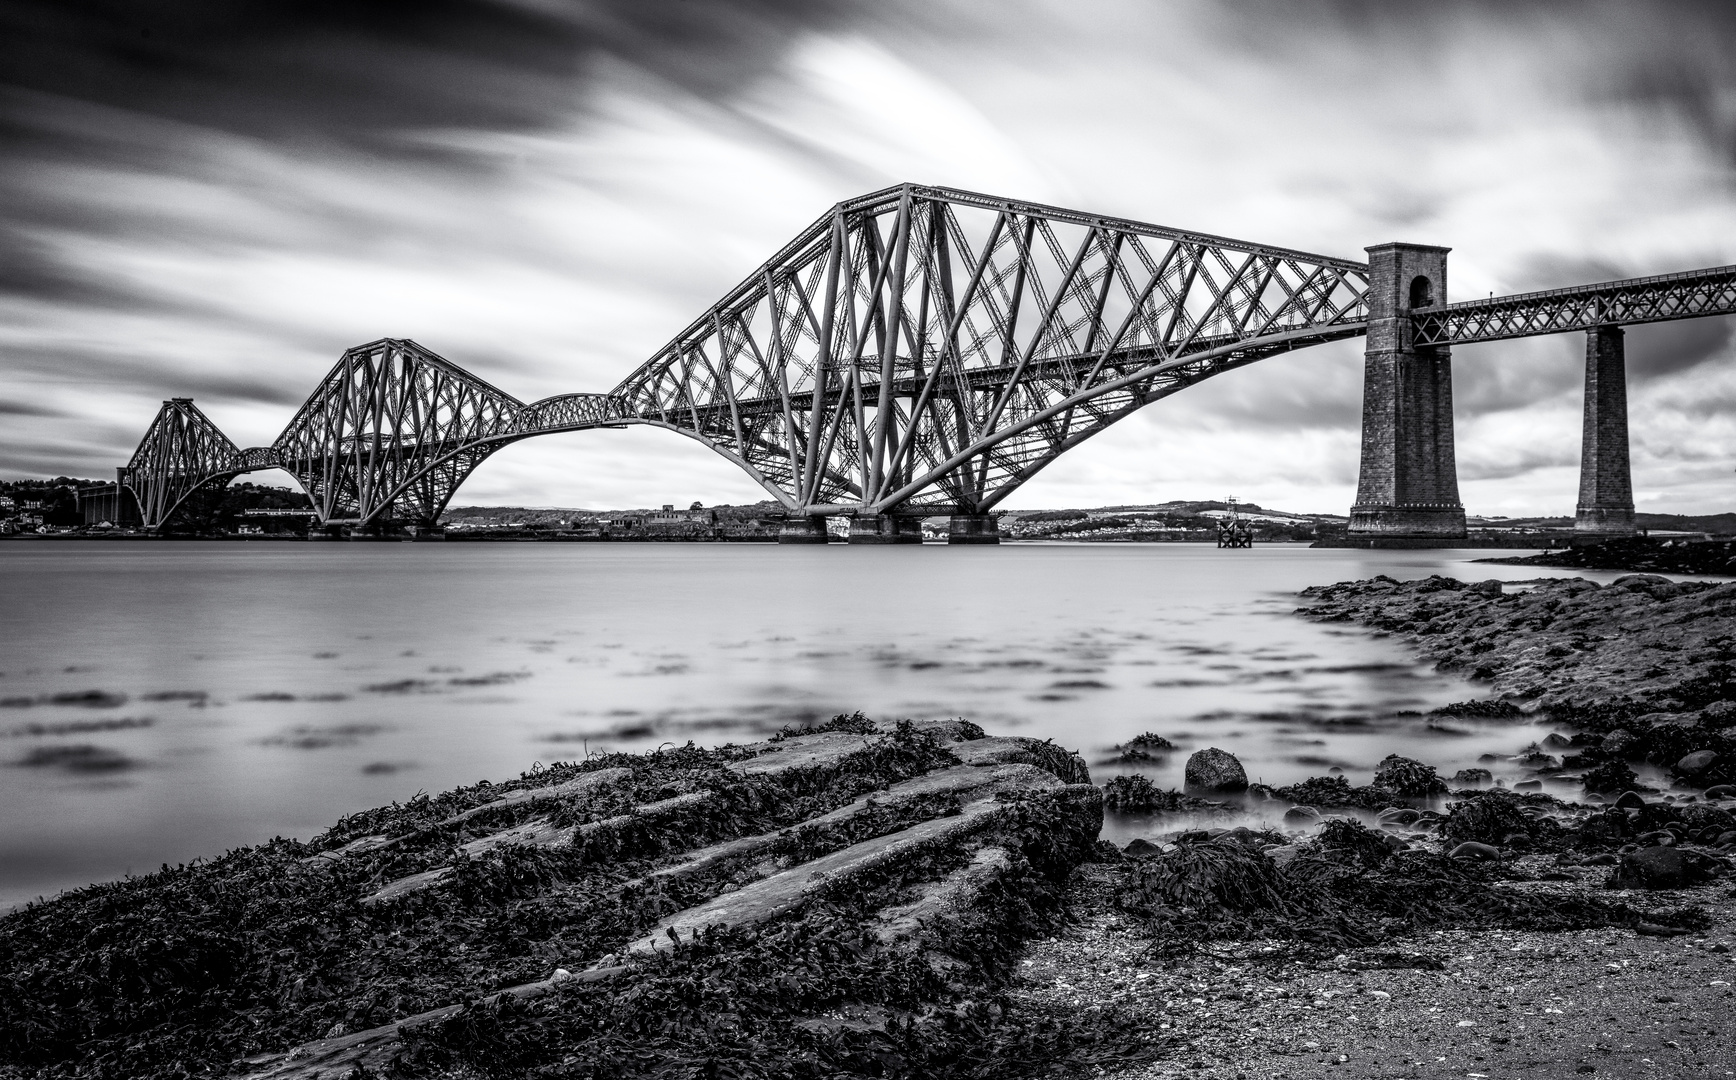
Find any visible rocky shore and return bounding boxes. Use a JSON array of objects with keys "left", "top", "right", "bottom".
[
  {"left": 1481, "top": 536, "right": 1736, "bottom": 577},
  {"left": 3, "top": 574, "right": 1734, "bottom": 1079}
]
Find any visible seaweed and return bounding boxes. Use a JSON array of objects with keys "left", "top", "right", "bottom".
[{"left": 1114, "top": 828, "right": 1708, "bottom": 958}]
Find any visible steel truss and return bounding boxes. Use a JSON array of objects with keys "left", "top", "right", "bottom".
[
  {"left": 118, "top": 184, "right": 1736, "bottom": 531},
  {"left": 612, "top": 184, "right": 1371, "bottom": 515},
  {"left": 118, "top": 184, "right": 1376, "bottom": 528},
  {"left": 121, "top": 399, "right": 245, "bottom": 527},
  {"left": 1413, "top": 265, "right": 1736, "bottom": 346}
]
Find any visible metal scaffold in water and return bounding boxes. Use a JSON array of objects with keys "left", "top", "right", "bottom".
[{"left": 1216, "top": 496, "right": 1253, "bottom": 548}]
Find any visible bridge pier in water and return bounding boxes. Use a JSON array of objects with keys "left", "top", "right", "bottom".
[
  {"left": 1576, "top": 325, "right": 1638, "bottom": 536},
  {"left": 1348, "top": 243, "right": 1468, "bottom": 542},
  {"left": 946, "top": 514, "right": 1000, "bottom": 545},
  {"left": 847, "top": 515, "right": 923, "bottom": 544},
  {"left": 777, "top": 517, "right": 832, "bottom": 544}
]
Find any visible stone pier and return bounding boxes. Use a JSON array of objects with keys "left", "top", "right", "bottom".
[
  {"left": 847, "top": 514, "right": 923, "bottom": 544},
  {"left": 776, "top": 517, "right": 832, "bottom": 544},
  {"left": 946, "top": 514, "right": 1000, "bottom": 545},
  {"left": 1576, "top": 325, "right": 1637, "bottom": 536},
  {"left": 1348, "top": 243, "right": 1467, "bottom": 541}
]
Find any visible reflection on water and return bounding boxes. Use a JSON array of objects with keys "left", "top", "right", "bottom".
[{"left": 0, "top": 541, "right": 1622, "bottom": 909}]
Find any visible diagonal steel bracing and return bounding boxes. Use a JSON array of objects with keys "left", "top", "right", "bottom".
[
  {"left": 1413, "top": 265, "right": 1736, "bottom": 346},
  {"left": 611, "top": 184, "right": 1372, "bottom": 516},
  {"left": 118, "top": 183, "right": 1736, "bottom": 533}
]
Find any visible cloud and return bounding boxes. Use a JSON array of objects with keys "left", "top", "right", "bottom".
[{"left": 6, "top": 0, "right": 1736, "bottom": 517}]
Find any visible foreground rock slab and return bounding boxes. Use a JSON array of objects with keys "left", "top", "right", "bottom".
[{"left": 223, "top": 721, "right": 1099, "bottom": 1080}]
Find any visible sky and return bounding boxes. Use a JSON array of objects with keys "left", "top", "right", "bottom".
[{"left": 4, "top": 0, "right": 1736, "bottom": 515}]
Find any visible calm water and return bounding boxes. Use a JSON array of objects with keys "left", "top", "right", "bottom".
[{"left": 0, "top": 541, "right": 1626, "bottom": 910}]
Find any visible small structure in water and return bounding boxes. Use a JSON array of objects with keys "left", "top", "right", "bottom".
[{"left": 1217, "top": 496, "right": 1253, "bottom": 548}]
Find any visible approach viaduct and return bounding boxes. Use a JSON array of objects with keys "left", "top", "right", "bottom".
[{"left": 101, "top": 184, "right": 1736, "bottom": 543}]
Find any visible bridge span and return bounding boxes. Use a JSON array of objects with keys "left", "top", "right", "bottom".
[{"left": 99, "top": 183, "right": 1736, "bottom": 543}]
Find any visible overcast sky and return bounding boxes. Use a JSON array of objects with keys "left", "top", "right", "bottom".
[{"left": 4, "top": 0, "right": 1736, "bottom": 514}]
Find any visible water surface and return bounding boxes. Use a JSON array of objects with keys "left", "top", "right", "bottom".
[{"left": 0, "top": 541, "right": 1623, "bottom": 909}]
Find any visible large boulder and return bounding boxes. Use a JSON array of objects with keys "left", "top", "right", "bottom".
[
  {"left": 1675, "top": 750, "right": 1721, "bottom": 780},
  {"left": 1605, "top": 846, "right": 1721, "bottom": 890},
  {"left": 1183, "top": 747, "right": 1248, "bottom": 794},
  {"left": 1374, "top": 754, "right": 1447, "bottom": 797}
]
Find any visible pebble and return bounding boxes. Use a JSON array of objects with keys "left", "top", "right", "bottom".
[
  {"left": 1450, "top": 841, "right": 1502, "bottom": 861},
  {"left": 1615, "top": 791, "right": 1647, "bottom": 810}
]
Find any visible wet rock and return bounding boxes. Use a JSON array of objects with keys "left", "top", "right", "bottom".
[
  {"left": 1103, "top": 731, "right": 1175, "bottom": 764},
  {"left": 1705, "top": 784, "right": 1736, "bottom": 800},
  {"left": 1377, "top": 806, "right": 1421, "bottom": 826},
  {"left": 1582, "top": 760, "right": 1640, "bottom": 794},
  {"left": 1700, "top": 701, "right": 1736, "bottom": 728},
  {"left": 1443, "top": 793, "right": 1533, "bottom": 847},
  {"left": 1123, "top": 838, "right": 1162, "bottom": 857},
  {"left": 1450, "top": 841, "right": 1501, "bottom": 861},
  {"left": 1452, "top": 767, "right": 1493, "bottom": 786},
  {"left": 1374, "top": 754, "right": 1448, "bottom": 797},
  {"left": 1468, "top": 579, "right": 1503, "bottom": 597},
  {"left": 1183, "top": 747, "right": 1248, "bottom": 794},
  {"left": 1283, "top": 805, "right": 1322, "bottom": 826},
  {"left": 1601, "top": 729, "right": 1639, "bottom": 756},
  {"left": 1542, "top": 732, "right": 1573, "bottom": 748},
  {"left": 1615, "top": 790, "right": 1648, "bottom": 810},
  {"left": 1262, "top": 843, "right": 1303, "bottom": 868},
  {"left": 1605, "top": 845, "right": 1722, "bottom": 890},
  {"left": 1576, "top": 808, "right": 1633, "bottom": 849},
  {"left": 1515, "top": 779, "right": 1543, "bottom": 790},
  {"left": 1676, "top": 750, "right": 1721, "bottom": 779}
]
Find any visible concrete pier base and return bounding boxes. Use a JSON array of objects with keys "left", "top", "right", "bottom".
[
  {"left": 1576, "top": 325, "right": 1638, "bottom": 537},
  {"left": 1347, "top": 243, "right": 1468, "bottom": 543},
  {"left": 776, "top": 518, "right": 832, "bottom": 544},
  {"left": 848, "top": 515, "right": 923, "bottom": 544},
  {"left": 946, "top": 514, "right": 1000, "bottom": 545}
]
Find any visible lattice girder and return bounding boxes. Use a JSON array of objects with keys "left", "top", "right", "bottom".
[
  {"left": 610, "top": 184, "right": 1372, "bottom": 515},
  {"left": 120, "top": 185, "right": 1736, "bottom": 531},
  {"left": 1414, "top": 265, "right": 1736, "bottom": 346},
  {"left": 120, "top": 399, "right": 246, "bottom": 527}
]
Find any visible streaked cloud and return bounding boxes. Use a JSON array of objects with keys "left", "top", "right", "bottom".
[{"left": 4, "top": 0, "right": 1736, "bottom": 514}]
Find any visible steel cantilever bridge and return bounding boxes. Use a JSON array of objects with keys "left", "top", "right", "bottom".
[{"left": 110, "top": 183, "right": 1736, "bottom": 543}]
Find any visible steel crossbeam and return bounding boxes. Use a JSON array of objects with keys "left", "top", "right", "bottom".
[{"left": 1413, "top": 265, "right": 1736, "bottom": 346}]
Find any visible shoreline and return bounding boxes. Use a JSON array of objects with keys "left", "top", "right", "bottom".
[{"left": 2, "top": 573, "right": 1733, "bottom": 1078}]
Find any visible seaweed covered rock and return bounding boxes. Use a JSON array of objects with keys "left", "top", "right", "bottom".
[
  {"left": 1102, "top": 732, "right": 1175, "bottom": 764},
  {"left": 1114, "top": 835, "right": 1287, "bottom": 919},
  {"left": 0, "top": 718, "right": 1105, "bottom": 1080},
  {"left": 1441, "top": 792, "right": 1535, "bottom": 848},
  {"left": 1374, "top": 754, "right": 1448, "bottom": 797},
  {"left": 1582, "top": 759, "right": 1640, "bottom": 793},
  {"left": 1102, "top": 774, "right": 1167, "bottom": 812},
  {"left": 1100, "top": 775, "right": 1233, "bottom": 816},
  {"left": 1256, "top": 774, "right": 1396, "bottom": 811},
  {"left": 1314, "top": 817, "right": 1398, "bottom": 868},
  {"left": 1183, "top": 747, "right": 1248, "bottom": 794},
  {"left": 1606, "top": 846, "right": 1724, "bottom": 890}
]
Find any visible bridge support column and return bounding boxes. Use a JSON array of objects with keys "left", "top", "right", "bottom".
[
  {"left": 1576, "top": 325, "right": 1638, "bottom": 536},
  {"left": 1348, "top": 243, "right": 1467, "bottom": 542},
  {"left": 777, "top": 517, "right": 832, "bottom": 544},
  {"left": 946, "top": 514, "right": 1000, "bottom": 545},
  {"left": 848, "top": 515, "right": 924, "bottom": 544}
]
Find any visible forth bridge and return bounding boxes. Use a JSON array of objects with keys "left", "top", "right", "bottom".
[{"left": 95, "top": 184, "right": 1736, "bottom": 544}]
